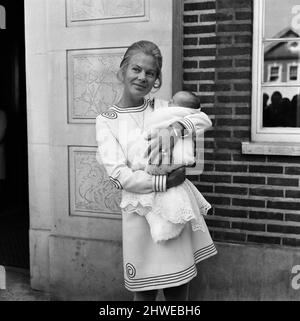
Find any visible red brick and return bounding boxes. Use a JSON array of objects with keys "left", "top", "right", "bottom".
[
  {"left": 233, "top": 130, "right": 250, "bottom": 138},
  {"left": 217, "top": 71, "right": 251, "bottom": 79},
  {"left": 235, "top": 11, "right": 252, "bottom": 20},
  {"left": 201, "top": 174, "right": 232, "bottom": 183},
  {"left": 249, "top": 165, "right": 283, "bottom": 174},
  {"left": 267, "top": 201, "right": 300, "bottom": 211},
  {"left": 217, "top": 0, "right": 252, "bottom": 9},
  {"left": 184, "top": 37, "right": 198, "bottom": 46},
  {"left": 285, "top": 213, "right": 300, "bottom": 223},
  {"left": 199, "top": 60, "right": 217, "bottom": 68},
  {"left": 206, "top": 218, "right": 231, "bottom": 228},
  {"left": 204, "top": 140, "right": 215, "bottom": 149},
  {"left": 204, "top": 152, "right": 231, "bottom": 161},
  {"left": 217, "top": 24, "right": 252, "bottom": 33},
  {"left": 217, "top": 118, "right": 250, "bottom": 126},
  {"left": 184, "top": 71, "right": 215, "bottom": 81},
  {"left": 234, "top": 35, "right": 252, "bottom": 44},
  {"left": 204, "top": 163, "right": 214, "bottom": 171},
  {"left": 216, "top": 35, "right": 233, "bottom": 44},
  {"left": 267, "top": 177, "right": 299, "bottom": 187},
  {"left": 267, "top": 156, "right": 300, "bottom": 164},
  {"left": 213, "top": 230, "right": 246, "bottom": 242},
  {"left": 282, "top": 238, "right": 300, "bottom": 247},
  {"left": 184, "top": 48, "right": 216, "bottom": 57},
  {"left": 233, "top": 154, "right": 267, "bottom": 162},
  {"left": 184, "top": 25, "right": 216, "bottom": 34},
  {"left": 235, "top": 58, "right": 251, "bottom": 67},
  {"left": 182, "top": 84, "right": 198, "bottom": 92},
  {"left": 267, "top": 224, "right": 300, "bottom": 234},
  {"left": 200, "top": 83, "right": 231, "bottom": 91},
  {"left": 200, "top": 13, "right": 217, "bottom": 22},
  {"left": 183, "top": 60, "right": 198, "bottom": 69},
  {"left": 216, "top": 12, "right": 234, "bottom": 21},
  {"left": 218, "top": 47, "right": 251, "bottom": 57},
  {"left": 215, "top": 185, "right": 247, "bottom": 195},
  {"left": 199, "top": 36, "right": 217, "bottom": 45},
  {"left": 186, "top": 174, "right": 199, "bottom": 182},
  {"left": 184, "top": 2, "right": 216, "bottom": 11},
  {"left": 215, "top": 207, "right": 248, "bottom": 218},
  {"left": 217, "top": 95, "right": 250, "bottom": 103},
  {"left": 184, "top": 15, "right": 198, "bottom": 23},
  {"left": 206, "top": 130, "right": 231, "bottom": 138},
  {"left": 234, "top": 107, "right": 251, "bottom": 115},
  {"left": 249, "top": 211, "right": 283, "bottom": 221},
  {"left": 215, "top": 164, "right": 247, "bottom": 172},
  {"left": 215, "top": 140, "right": 241, "bottom": 150},
  {"left": 249, "top": 188, "right": 283, "bottom": 198},
  {"left": 247, "top": 235, "right": 281, "bottom": 245},
  {"left": 285, "top": 190, "right": 300, "bottom": 198},
  {"left": 234, "top": 83, "right": 251, "bottom": 91},
  {"left": 232, "top": 198, "right": 265, "bottom": 208},
  {"left": 210, "top": 107, "right": 233, "bottom": 115},
  {"left": 206, "top": 196, "right": 231, "bottom": 205},
  {"left": 233, "top": 176, "right": 266, "bottom": 185},
  {"left": 199, "top": 95, "right": 215, "bottom": 104},
  {"left": 232, "top": 222, "right": 265, "bottom": 232},
  {"left": 285, "top": 167, "right": 300, "bottom": 175},
  {"left": 194, "top": 184, "right": 214, "bottom": 193}
]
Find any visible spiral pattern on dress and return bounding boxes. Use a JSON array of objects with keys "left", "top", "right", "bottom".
[
  {"left": 125, "top": 263, "right": 136, "bottom": 279},
  {"left": 101, "top": 111, "right": 118, "bottom": 119}
]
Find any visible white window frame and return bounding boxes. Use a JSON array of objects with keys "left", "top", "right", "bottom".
[
  {"left": 251, "top": 0, "right": 300, "bottom": 144},
  {"left": 287, "top": 62, "right": 299, "bottom": 82}
]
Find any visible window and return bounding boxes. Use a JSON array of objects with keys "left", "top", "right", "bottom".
[
  {"left": 288, "top": 63, "right": 298, "bottom": 81},
  {"left": 251, "top": 0, "right": 300, "bottom": 143},
  {"left": 267, "top": 64, "right": 281, "bottom": 82}
]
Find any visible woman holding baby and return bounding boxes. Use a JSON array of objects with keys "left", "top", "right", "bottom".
[{"left": 96, "top": 40, "right": 217, "bottom": 301}]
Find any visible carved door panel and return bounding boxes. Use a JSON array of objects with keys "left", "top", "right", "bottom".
[{"left": 46, "top": 0, "right": 174, "bottom": 241}]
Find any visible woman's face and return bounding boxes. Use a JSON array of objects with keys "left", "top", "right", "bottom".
[{"left": 121, "top": 52, "right": 158, "bottom": 100}]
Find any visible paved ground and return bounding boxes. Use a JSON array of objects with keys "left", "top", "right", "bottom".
[{"left": 0, "top": 266, "right": 50, "bottom": 301}]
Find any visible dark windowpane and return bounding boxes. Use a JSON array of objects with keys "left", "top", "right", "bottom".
[
  {"left": 289, "top": 65, "right": 298, "bottom": 80},
  {"left": 262, "top": 88, "right": 300, "bottom": 127}
]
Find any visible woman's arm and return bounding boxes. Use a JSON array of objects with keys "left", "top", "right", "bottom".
[
  {"left": 174, "top": 111, "right": 212, "bottom": 137},
  {"left": 145, "top": 111, "right": 212, "bottom": 164},
  {"left": 96, "top": 115, "right": 166, "bottom": 194}
]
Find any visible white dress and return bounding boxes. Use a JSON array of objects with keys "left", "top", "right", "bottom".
[
  {"left": 119, "top": 103, "right": 212, "bottom": 243},
  {"left": 95, "top": 98, "right": 217, "bottom": 292}
]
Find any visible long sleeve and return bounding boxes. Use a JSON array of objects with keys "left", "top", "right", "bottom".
[
  {"left": 178, "top": 111, "right": 212, "bottom": 135},
  {"left": 95, "top": 115, "right": 166, "bottom": 194}
]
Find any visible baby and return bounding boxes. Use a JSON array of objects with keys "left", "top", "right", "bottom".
[
  {"left": 120, "top": 91, "right": 212, "bottom": 243},
  {"left": 145, "top": 91, "right": 202, "bottom": 175}
]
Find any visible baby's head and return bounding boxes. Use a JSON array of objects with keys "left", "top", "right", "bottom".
[{"left": 168, "top": 91, "right": 200, "bottom": 109}]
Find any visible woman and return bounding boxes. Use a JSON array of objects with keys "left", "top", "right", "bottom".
[{"left": 96, "top": 40, "right": 217, "bottom": 301}]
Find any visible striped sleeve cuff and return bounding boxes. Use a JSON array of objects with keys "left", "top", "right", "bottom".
[
  {"left": 178, "top": 118, "right": 195, "bottom": 137},
  {"left": 152, "top": 175, "right": 167, "bottom": 192}
]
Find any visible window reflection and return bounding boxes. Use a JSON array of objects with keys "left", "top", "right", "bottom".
[
  {"left": 265, "top": 0, "right": 300, "bottom": 39},
  {"left": 263, "top": 90, "right": 300, "bottom": 127},
  {"left": 264, "top": 39, "right": 300, "bottom": 84},
  {"left": 263, "top": 24, "right": 300, "bottom": 127}
]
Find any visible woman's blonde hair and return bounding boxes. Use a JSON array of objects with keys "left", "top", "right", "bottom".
[{"left": 118, "top": 40, "right": 163, "bottom": 89}]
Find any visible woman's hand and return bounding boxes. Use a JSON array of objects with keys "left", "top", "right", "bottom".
[
  {"left": 144, "top": 123, "right": 184, "bottom": 165},
  {"left": 166, "top": 167, "right": 186, "bottom": 189}
]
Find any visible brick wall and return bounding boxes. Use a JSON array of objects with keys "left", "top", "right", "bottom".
[{"left": 184, "top": 0, "right": 300, "bottom": 247}]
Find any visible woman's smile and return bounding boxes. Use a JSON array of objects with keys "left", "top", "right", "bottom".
[{"left": 120, "top": 52, "right": 158, "bottom": 105}]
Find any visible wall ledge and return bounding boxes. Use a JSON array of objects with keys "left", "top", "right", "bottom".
[{"left": 242, "top": 142, "right": 300, "bottom": 156}]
